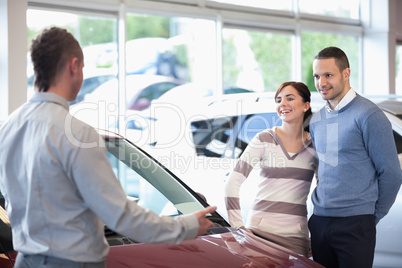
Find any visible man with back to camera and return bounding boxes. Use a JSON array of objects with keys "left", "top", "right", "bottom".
[
  {"left": 308, "top": 46, "right": 402, "bottom": 268},
  {"left": 0, "top": 27, "right": 216, "bottom": 268}
]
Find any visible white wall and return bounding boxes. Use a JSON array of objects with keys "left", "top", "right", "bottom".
[
  {"left": 362, "top": 0, "right": 400, "bottom": 95},
  {"left": 0, "top": 0, "right": 27, "bottom": 120}
]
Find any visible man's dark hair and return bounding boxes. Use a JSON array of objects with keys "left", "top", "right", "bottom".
[
  {"left": 30, "top": 27, "right": 82, "bottom": 92},
  {"left": 314, "top": 46, "right": 350, "bottom": 72}
]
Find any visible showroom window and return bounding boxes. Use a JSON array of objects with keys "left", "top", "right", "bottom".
[
  {"left": 23, "top": 1, "right": 365, "bottom": 136},
  {"left": 124, "top": 13, "right": 217, "bottom": 107},
  {"left": 27, "top": 8, "right": 118, "bottom": 96},
  {"left": 25, "top": 1, "right": 364, "bottom": 121},
  {"left": 301, "top": 31, "right": 360, "bottom": 93},
  {"left": 18, "top": 0, "right": 367, "bottom": 194},
  {"left": 27, "top": 8, "right": 118, "bottom": 129},
  {"left": 26, "top": 1, "right": 364, "bottom": 98},
  {"left": 222, "top": 28, "right": 293, "bottom": 92}
]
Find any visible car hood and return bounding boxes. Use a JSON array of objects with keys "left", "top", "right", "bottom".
[{"left": 106, "top": 229, "right": 322, "bottom": 268}]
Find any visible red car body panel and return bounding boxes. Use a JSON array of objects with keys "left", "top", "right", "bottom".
[
  {"left": 0, "top": 253, "right": 16, "bottom": 268},
  {"left": 106, "top": 230, "right": 323, "bottom": 268},
  {"left": 2, "top": 231, "right": 323, "bottom": 268}
]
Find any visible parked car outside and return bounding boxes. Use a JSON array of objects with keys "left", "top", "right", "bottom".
[
  {"left": 0, "top": 131, "right": 323, "bottom": 268},
  {"left": 82, "top": 37, "right": 189, "bottom": 80},
  {"left": 85, "top": 74, "right": 184, "bottom": 111},
  {"left": 69, "top": 74, "right": 185, "bottom": 129},
  {"left": 126, "top": 37, "right": 187, "bottom": 79},
  {"left": 153, "top": 82, "right": 254, "bottom": 107},
  {"left": 111, "top": 83, "right": 254, "bottom": 147},
  {"left": 27, "top": 70, "right": 116, "bottom": 103},
  {"left": 69, "top": 72, "right": 116, "bottom": 105}
]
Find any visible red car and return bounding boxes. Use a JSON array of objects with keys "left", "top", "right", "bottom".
[{"left": 0, "top": 134, "right": 322, "bottom": 267}]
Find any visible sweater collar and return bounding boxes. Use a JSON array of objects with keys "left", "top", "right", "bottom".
[{"left": 325, "top": 87, "right": 357, "bottom": 113}]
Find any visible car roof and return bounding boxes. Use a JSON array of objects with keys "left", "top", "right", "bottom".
[
  {"left": 376, "top": 100, "right": 402, "bottom": 116},
  {"left": 146, "top": 91, "right": 325, "bottom": 125},
  {"left": 83, "top": 74, "right": 183, "bottom": 103}
]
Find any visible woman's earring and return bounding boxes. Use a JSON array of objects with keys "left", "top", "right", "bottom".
[{"left": 303, "top": 109, "right": 306, "bottom": 112}]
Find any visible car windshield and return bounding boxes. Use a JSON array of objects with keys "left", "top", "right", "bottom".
[
  {"left": 191, "top": 112, "right": 281, "bottom": 158},
  {"left": 105, "top": 137, "right": 206, "bottom": 216}
]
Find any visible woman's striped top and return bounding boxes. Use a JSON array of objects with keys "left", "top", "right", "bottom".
[{"left": 225, "top": 128, "right": 317, "bottom": 257}]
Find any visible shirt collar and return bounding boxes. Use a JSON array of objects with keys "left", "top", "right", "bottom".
[
  {"left": 29, "top": 92, "right": 69, "bottom": 110},
  {"left": 326, "top": 87, "right": 356, "bottom": 112}
]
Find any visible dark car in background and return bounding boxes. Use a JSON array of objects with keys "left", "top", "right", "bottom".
[{"left": 0, "top": 132, "right": 323, "bottom": 268}]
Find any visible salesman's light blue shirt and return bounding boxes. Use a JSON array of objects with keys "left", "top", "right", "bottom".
[{"left": 0, "top": 92, "right": 198, "bottom": 262}]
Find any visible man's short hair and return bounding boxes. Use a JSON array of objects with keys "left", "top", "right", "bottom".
[
  {"left": 30, "top": 27, "right": 82, "bottom": 92},
  {"left": 314, "top": 46, "right": 350, "bottom": 72}
]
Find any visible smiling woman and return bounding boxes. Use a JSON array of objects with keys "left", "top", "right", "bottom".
[{"left": 224, "top": 82, "right": 316, "bottom": 258}]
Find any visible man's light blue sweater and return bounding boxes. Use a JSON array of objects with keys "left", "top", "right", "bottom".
[{"left": 310, "top": 94, "right": 402, "bottom": 223}]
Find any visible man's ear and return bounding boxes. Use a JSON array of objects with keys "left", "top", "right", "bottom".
[
  {"left": 68, "top": 57, "right": 79, "bottom": 75},
  {"left": 343, "top": 67, "right": 350, "bottom": 80}
]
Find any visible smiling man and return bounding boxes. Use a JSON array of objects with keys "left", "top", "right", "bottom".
[{"left": 308, "top": 46, "right": 402, "bottom": 268}]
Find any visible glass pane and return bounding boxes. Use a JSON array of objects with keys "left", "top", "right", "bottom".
[
  {"left": 393, "top": 130, "right": 402, "bottom": 155},
  {"left": 238, "top": 113, "right": 281, "bottom": 144},
  {"left": 301, "top": 31, "right": 360, "bottom": 93},
  {"left": 27, "top": 9, "right": 118, "bottom": 130},
  {"left": 191, "top": 112, "right": 281, "bottom": 158},
  {"left": 223, "top": 28, "right": 293, "bottom": 92},
  {"left": 107, "top": 151, "right": 173, "bottom": 215},
  {"left": 299, "top": 0, "right": 360, "bottom": 20},
  {"left": 396, "top": 45, "right": 402, "bottom": 95},
  {"left": 106, "top": 138, "right": 205, "bottom": 216},
  {"left": 208, "top": 0, "right": 292, "bottom": 11},
  {"left": 125, "top": 13, "right": 216, "bottom": 110},
  {"left": 191, "top": 116, "right": 236, "bottom": 157}
]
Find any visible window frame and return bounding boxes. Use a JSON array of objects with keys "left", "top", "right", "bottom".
[{"left": 2, "top": 0, "right": 367, "bottom": 123}]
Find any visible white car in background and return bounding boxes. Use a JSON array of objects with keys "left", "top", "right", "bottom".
[
  {"left": 372, "top": 99, "right": 402, "bottom": 268},
  {"left": 121, "top": 91, "right": 324, "bottom": 219},
  {"left": 118, "top": 92, "right": 402, "bottom": 267}
]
